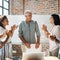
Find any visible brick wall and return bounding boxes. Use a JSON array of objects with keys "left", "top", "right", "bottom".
[
  {"left": 10, "top": 0, "right": 59, "bottom": 15},
  {"left": 10, "top": 0, "right": 24, "bottom": 15},
  {"left": 58, "top": 0, "right": 60, "bottom": 14}
]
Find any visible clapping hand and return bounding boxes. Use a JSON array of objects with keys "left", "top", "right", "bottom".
[
  {"left": 1, "top": 30, "right": 8, "bottom": 37},
  {"left": 7, "top": 25, "right": 18, "bottom": 37},
  {"left": 50, "top": 35, "right": 56, "bottom": 40},
  {"left": 42, "top": 24, "right": 47, "bottom": 31},
  {"left": 11, "top": 24, "right": 18, "bottom": 32},
  {"left": 7, "top": 31, "right": 13, "bottom": 37}
]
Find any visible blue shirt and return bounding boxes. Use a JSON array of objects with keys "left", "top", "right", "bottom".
[{"left": 18, "top": 20, "right": 40, "bottom": 44}]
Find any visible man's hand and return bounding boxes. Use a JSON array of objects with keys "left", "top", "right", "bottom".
[
  {"left": 25, "top": 42, "right": 31, "bottom": 48},
  {"left": 35, "top": 42, "right": 40, "bottom": 49}
]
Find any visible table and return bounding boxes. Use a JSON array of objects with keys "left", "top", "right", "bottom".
[{"left": 44, "top": 56, "right": 59, "bottom": 60}]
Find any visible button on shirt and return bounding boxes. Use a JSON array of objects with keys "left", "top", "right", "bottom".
[{"left": 18, "top": 20, "right": 40, "bottom": 44}]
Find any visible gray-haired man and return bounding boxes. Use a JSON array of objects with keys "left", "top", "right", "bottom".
[{"left": 19, "top": 10, "right": 40, "bottom": 48}]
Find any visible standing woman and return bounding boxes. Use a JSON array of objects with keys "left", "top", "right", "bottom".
[
  {"left": 42, "top": 14, "right": 60, "bottom": 58},
  {"left": 0, "top": 16, "right": 17, "bottom": 60}
]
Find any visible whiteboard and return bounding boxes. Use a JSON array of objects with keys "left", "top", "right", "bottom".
[{"left": 6, "top": 15, "right": 53, "bottom": 44}]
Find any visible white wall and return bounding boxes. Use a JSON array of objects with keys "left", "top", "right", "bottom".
[{"left": 6, "top": 15, "right": 52, "bottom": 44}]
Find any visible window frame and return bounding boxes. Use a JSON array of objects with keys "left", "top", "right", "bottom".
[{"left": 0, "top": 0, "right": 10, "bottom": 15}]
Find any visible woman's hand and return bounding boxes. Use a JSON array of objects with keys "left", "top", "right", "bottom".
[
  {"left": 42, "top": 24, "right": 47, "bottom": 31},
  {"left": 50, "top": 35, "right": 56, "bottom": 40},
  {"left": 11, "top": 25, "right": 18, "bottom": 32},
  {"left": 7, "top": 31, "right": 13, "bottom": 37},
  {"left": 42, "top": 24, "right": 50, "bottom": 37},
  {"left": 7, "top": 25, "right": 18, "bottom": 37},
  {"left": 2, "top": 30, "right": 8, "bottom": 37},
  {"left": 2, "top": 32, "right": 7, "bottom": 37}
]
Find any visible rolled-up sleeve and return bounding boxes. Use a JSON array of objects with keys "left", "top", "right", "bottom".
[
  {"left": 18, "top": 23, "right": 23, "bottom": 37},
  {"left": 35, "top": 21, "right": 40, "bottom": 37}
]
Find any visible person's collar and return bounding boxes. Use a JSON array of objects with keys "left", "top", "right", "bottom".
[{"left": 26, "top": 20, "right": 32, "bottom": 24}]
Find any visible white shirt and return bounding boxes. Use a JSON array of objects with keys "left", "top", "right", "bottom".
[
  {"left": 0, "top": 26, "right": 11, "bottom": 43},
  {"left": 0, "top": 26, "right": 7, "bottom": 42},
  {"left": 49, "top": 25, "right": 60, "bottom": 51},
  {"left": 0, "top": 26, "right": 6, "bottom": 56},
  {"left": 0, "top": 26, "right": 12, "bottom": 57}
]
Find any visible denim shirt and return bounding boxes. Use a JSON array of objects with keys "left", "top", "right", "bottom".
[{"left": 18, "top": 20, "right": 40, "bottom": 44}]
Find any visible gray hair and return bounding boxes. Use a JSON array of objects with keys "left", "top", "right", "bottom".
[{"left": 24, "top": 10, "right": 32, "bottom": 15}]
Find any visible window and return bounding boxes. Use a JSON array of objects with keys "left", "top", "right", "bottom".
[
  {"left": 4, "top": 9, "right": 8, "bottom": 15},
  {"left": 0, "top": 7, "right": 2, "bottom": 15},
  {"left": 0, "top": 0, "right": 2, "bottom": 6},
  {"left": 4, "top": 1, "right": 8, "bottom": 9},
  {"left": 0, "top": 0, "right": 10, "bottom": 15}
]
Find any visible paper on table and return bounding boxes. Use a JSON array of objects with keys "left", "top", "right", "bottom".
[
  {"left": 25, "top": 44, "right": 42, "bottom": 53},
  {"left": 44, "top": 56, "right": 59, "bottom": 60}
]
